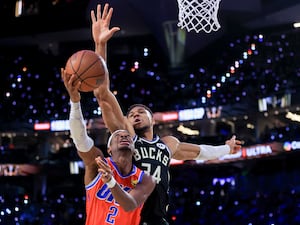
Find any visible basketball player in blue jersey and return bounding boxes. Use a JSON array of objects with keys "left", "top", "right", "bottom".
[{"left": 90, "top": 4, "right": 242, "bottom": 225}]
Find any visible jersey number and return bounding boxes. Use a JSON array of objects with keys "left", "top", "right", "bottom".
[
  {"left": 141, "top": 162, "right": 161, "bottom": 184},
  {"left": 106, "top": 206, "right": 118, "bottom": 224}
]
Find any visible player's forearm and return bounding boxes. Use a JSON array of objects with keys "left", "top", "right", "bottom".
[
  {"left": 196, "top": 144, "right": 230, "bottom": 160},
  {"left": 172, "top": 142, "right": 230, "bottom": 161},
  {"left": 108, "top": 180, "right": 138, "bottom": 211},
  {"left": 95, "top": 42, "right": 107, "bottom": 62},
  {"left": 95, "top": 89, "right": 126, "bottom": 133},
  {"left": 69, "top": 101, "right": 94, "bottom": 152}
]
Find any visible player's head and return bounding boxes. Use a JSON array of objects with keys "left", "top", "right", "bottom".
[
  {"left": 126, "top": 104, "right": 154, "bottom": 133},
  {"left": 126, "top": 104, "right": 153, "bottom": 117},
  {"left": 107, "top": 130, "right": 134, "bottom": 156}
]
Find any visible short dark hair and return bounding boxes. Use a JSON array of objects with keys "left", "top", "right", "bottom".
[{"left": 126, "top": 104, "right": 153, "bottom": 117}]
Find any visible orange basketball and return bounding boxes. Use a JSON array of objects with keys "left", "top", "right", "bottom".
[{"left": 65, "top": 50, "right": 108, "bottom": 92}]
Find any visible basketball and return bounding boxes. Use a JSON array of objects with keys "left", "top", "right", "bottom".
[{"left": 65, "top": 50, "right": 108, "bottom": 92}]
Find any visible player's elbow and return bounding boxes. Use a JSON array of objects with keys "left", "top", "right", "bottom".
[{"left": 123, "top": 201, "right": 138, "bottom": 212}]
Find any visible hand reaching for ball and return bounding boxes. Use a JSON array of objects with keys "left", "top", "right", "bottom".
[{"left": 61, "top": 68, "right": 81, "bottom": 103}]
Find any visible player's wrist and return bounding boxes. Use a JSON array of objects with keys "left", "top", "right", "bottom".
[
  {"left": 227, "top": 144, "right": 233, "bottom": 154},
  {"left": 70, "top": 93, "right": 81, "bottom": 102},
  {"left": 70, "top": 98, "right": 80, "bottom": 104},
  {"left": 106, "top": 176, "right": 117, "bottom": 188}
]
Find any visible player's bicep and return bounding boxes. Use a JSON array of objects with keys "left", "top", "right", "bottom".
[{"left": 172, "top": 142, "right": 201, "bottom": 160}]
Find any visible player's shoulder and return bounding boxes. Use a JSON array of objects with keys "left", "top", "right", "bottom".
[
  {"left": 161, "top": 135, "right": 180, "bottom": 143},
  {"left": 160, "top": 135, "right": 179, "bottom": 153}
]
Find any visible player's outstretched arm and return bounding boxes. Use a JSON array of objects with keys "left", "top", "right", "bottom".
[{"left": 164, "top": 135, "right": 242, "bottom": 161}]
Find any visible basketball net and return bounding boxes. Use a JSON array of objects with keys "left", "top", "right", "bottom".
[{"left": 177, "top": 0, "right": 221, "bottom": 33}]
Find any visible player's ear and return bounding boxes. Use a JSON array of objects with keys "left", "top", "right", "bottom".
[
  {"left": 152, "top": 118, "right": 156, "bottom": 125},
  {"left": 150, "top": 114, "right": 156, "bottom": 126}
]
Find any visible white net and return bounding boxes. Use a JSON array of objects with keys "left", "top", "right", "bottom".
[{"left": 177, "top": 0, "right": 222, "bottom": 33}]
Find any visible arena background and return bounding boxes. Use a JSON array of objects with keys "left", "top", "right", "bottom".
[{"left": 1, "top": 0, "right": 300, "bottom": 224}]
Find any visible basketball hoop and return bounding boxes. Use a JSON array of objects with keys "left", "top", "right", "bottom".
[{"left": 177, "top": 0, "right": 222, "bottom": 33}]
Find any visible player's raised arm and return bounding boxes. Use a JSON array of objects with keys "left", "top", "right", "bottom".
[
  {"left": 91, "top": 3, "right": 120, "bottom": 61},
  {"left": 61, "top": 68, "right": 104, "bottom": 185}
]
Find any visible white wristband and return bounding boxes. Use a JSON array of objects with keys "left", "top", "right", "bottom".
[
  {"left": 196, "top": 144, "right": 230, "bottom": 161},
  {"left": 69, "top": 101, "right": 94, "bottom": 152},
  {"left": 106, "top": 176, "right": 116, "bottom": 188}
]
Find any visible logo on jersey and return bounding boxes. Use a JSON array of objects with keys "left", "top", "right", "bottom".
[
  {"left": 137, "top": 138, "right": 144, "bottom": 144},
  {"left": 131, "top": 179, "right": 139, "bottom": 187},
  {"left": 156, "top": 143, "right": 166, "bottom": 149}
]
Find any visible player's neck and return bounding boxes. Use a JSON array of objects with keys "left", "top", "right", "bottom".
[
  {"left": 140, "top": 130, "right": 154, "bottom": 141},
  {"left": 113, "top": 155, "right": 133, "bottom": 175}
]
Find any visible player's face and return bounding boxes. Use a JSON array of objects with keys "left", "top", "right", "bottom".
[
  {"left": 110, "top": 130, "right": 134, "bottom": 154},
  {"left": 127, "top": 106, "right": 153, "bottom": 131}
]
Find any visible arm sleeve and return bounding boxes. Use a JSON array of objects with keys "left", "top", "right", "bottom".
[
  {"left": 69, "top": 101, "right": 94, "bottom": 152},
  {"left": 195, "top": 144, "right": 230, "bottom": 161}
]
